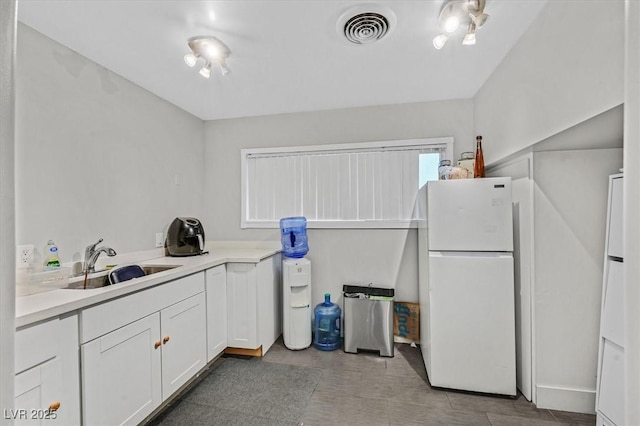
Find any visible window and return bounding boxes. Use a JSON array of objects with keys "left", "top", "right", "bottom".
[{"left": 241, "top": 137, "right": 453, "bottom": 228}]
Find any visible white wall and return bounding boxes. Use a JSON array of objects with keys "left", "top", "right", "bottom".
[
  {"left": 15, "top": 24, "right": 206, "bottom": 263},
  {"left": 474, "top": 0, "right": 624, "bottom": 165},
  {"left": 204, "top": 100, "right": 474, "bottom": 305},
  {"left": 0, "top": 0, "right": 16, "bottom": 422},
  {"left": 533, "top": 148, "right": 622, "bottom": 412}
]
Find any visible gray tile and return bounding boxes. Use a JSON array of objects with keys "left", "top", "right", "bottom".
[
  {"left": 263, "top": 340, "right": 318, "bottom": 368},
  {"left": 388, "top": 399, "right": 491, "bottom": 426},
  {"left": 549, "top": 410, "right": 597, "bottom": 425},
  {"left": 384, "top": 344, "right": 428, "bottom": 379},
  {"left": 314, "top": 368, "right": 363, "bottom": 395},
  {"left": 312, "top": 348, "right": 387, "bottom": 373},
  {"left": 300, "top": 391, "right": 389, "bottom": 426},
  {"left": 384, "top": 375, "right": 452, "bottom": 408},
  {"left": 446, "top": 391, "right": 559, "bottom": 422},
  {"left": 148, "top": 341, "right": 596, "bottom": 426},
  {"left": 487, "top": 412, "right": 572, "bottom": 426}
]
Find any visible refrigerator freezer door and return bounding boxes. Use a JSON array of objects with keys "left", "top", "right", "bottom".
[
  {"left": 427, "top": 177, "right": 513, "bottom": 252},
  {"left": 426, "top": 251, "right": 516, "bottom": 395}
]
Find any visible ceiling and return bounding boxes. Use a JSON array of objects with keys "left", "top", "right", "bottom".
[{"left": 17, "top": 0, "right": 547, "bottom": 121}]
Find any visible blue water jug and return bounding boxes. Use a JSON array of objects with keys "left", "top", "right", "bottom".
[
  {"left": 314, "top": 293, "right": 341, "bottom": 351},
  {"left": 280, "top": 216, "right": 308, "bottom": 258}
]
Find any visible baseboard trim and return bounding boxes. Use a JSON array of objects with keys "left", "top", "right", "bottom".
[
  {"left": 225, "top": 346, "right": 263, "bottom": 357},
  {"left": 536, "top": 384, "right": 596, "bottom": 414}
]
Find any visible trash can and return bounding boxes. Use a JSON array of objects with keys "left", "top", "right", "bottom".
[{"left": 343, "top": 284, "right": 395, "bottom": 357}]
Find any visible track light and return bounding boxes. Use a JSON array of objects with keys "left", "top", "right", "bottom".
[
  {"left": 433, "top": 0, "right": 488, "bottom": 49},
  {"left": 184, "top": 35, "right": 231, "bottom": 79}
]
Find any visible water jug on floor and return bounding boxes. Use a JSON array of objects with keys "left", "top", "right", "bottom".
[
  {"left": 313, "top": 293, "right": 341, "bottom": 351},
  {"left": 280, "top": 216, "right": 309, "bottom": 258}
]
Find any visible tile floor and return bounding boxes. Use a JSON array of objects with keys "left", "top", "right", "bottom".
[{"left": 148, "top": 338, "right": 596, "bottom": 426}]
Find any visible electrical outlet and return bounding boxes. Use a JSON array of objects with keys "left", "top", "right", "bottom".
[
  {"left": 16, "top": 244, "right": 35, "bottom": 269},
  {"left": 155, "top": 233, "right": 164, "bottom": 248}
]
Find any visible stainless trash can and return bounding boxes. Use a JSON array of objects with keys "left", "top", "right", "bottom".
[{"left": 343, "top": 284, "right": 395, "bottom": 357}]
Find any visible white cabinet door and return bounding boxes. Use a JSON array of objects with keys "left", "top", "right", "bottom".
[
  {"left": 226, "top": 263, "right": 258, "bottom": 349},
  {"left": 257, "top": 254, "right": 282, "bottom": 354},
  {"left": 205, "top": 265, "right": 227, "bottom": 361},
  {"left": 601, "top": 259, "right": 624, "bottom": 346},
  {"left": 598, "top": 340, "right": 624, "bottom": 426},
  {"left": 14, "top": 315, "right": 80, "bottom": 426},
  {"left": 160, "top": 293, "right": 207, "bottom": 398},
  {"left": 14, "top": 358, "right": 62, "bottom": 426},
  {"left": 81, "top": 313, "right": 162, "bottom": 426}
]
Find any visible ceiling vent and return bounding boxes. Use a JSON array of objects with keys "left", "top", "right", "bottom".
[
  {"left": 337, "top": 5, "right": 397, "bottom": 45},
  {"left": 344, "top": 12, "right": 389, "bottom": 44}
]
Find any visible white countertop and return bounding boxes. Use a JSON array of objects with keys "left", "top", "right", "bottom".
[{"left": 16, "top": 241, "right": 281, "bottom": 329}]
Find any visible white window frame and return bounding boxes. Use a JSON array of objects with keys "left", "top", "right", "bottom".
[{"left": 241, "top": 137, "right": 454, "bottom": 229}]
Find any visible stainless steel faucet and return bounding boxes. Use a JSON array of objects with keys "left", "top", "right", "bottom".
[{"left": 83, "top": 238, "right": 117, "bottom": 274}]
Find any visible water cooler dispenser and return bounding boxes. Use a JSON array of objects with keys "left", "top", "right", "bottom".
[
  {"left": 283, "top": 258, "right": 312, "bottom": 349},
  {"left": 280, "top": 217, "right": 311, "bottom": 350}
]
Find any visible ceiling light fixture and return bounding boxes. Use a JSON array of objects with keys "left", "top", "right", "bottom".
[
  {"left": 183, "top": 35, "right": 231, "bottom": 79},
  {"left": 433, "top": 0, "right": 489, "bottom": 50}
]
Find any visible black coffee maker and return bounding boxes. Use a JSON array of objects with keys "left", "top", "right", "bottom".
[{"left": 165, "top": 217, "right": 207, "bottom": 256}]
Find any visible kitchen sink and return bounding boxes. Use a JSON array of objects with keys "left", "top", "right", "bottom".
[
  {"left": 66, "top": 264, "right": 180, "bottom": 289},
  {"left": 141, "top": 265, "right": 180, "bottom": 275}
]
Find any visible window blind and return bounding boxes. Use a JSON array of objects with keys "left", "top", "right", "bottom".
[{"left": 241, "top": 138, "right": 453, "bottom": 228}]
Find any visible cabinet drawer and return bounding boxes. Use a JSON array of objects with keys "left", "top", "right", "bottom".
[
  {"left": 15, "top": 319, "right": 60, "bottom": 375},
  {"left": 601, "top": 259, "right": 623, "bottom": 346},
  {"left": 607, "top": 177, "right": 623, "bottom": 258},
  {"left": 80, "top": 272, "right": 204, "bottom": 343}
]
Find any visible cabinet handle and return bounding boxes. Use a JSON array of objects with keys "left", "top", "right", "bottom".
[
  {"left": 163, "top": 336, "right": 170, "bottom": 344},
  {"left": 48, "top": 401, "right": 61, "bottom": 411},
  {"left": 154, "top": 340, "right": 161, "bottom": 349}
]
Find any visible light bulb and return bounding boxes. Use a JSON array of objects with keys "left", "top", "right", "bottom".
[
  {"left": 219, "top": 59, "right": 231, "bottom": 76},
  {"left": 199, "top": 64, "right": 211, "bottom": 78},
  {"left": 433, "top": 34, "right": 448, "bottom": 50},
  {"left": 184, "top": 53, "right": 197, "bottom": 67},
  {"left": 444, "top": 16, "right": 459, "bottom": 33},
  {"left": 206, "top": 44, "right": 219, "bottom": 58},
  {"left": 463, "top": 32, "right": 476, "bottom": 45}
]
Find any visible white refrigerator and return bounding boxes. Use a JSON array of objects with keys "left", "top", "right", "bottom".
[{"left": 418, "top": 177, "right": 516, "bottom": 396}]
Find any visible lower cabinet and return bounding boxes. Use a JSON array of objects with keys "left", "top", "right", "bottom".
[
  {"left": 81, "top": 313, "right": 161, "bottom": 426},
  {"left": 161, "top": 293, "right": 207, "bottom": 397},
  {"left": 15, "top": 253, "right": 281, "bottom": 425},
  {"left": 226, "top": 254, "right": 282, "bottom": 354},
  {"left": 80, "top": 275, "right": 207, "bottom": 426},
  {"left": 14, "top": 315, "right": 80, "bottom": 426},
  {"left": 205, "top": 264, "right": 227, "bottom": 361}
]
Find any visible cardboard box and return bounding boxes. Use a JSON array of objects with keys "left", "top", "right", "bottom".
[{"left": 394, "top": 302, "right": 420, "bottom": 343}]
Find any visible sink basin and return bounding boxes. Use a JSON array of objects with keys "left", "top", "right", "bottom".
[
  {"left": 141, "top": 265, "right": 180, "bottom": 275},
  {"left": 65, "top": 264, "right": 180, "bottom": 289}
]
